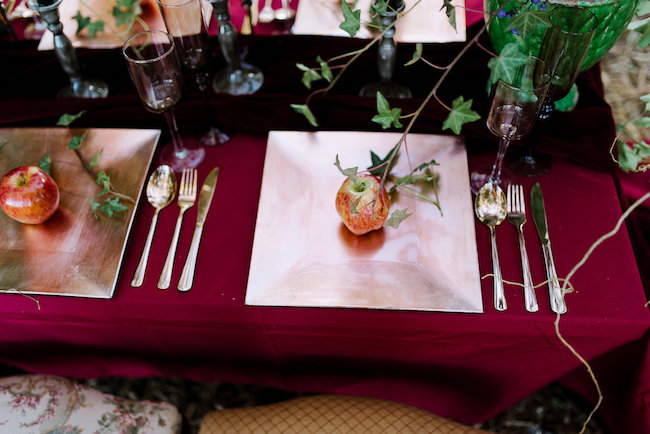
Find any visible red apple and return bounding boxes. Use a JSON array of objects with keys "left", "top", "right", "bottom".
[
  {"left": 335, "top": 174, "right": 390, "bottom": 235},
  {"left": 0, "top": 166, "right": 60, "bottom": 224}
]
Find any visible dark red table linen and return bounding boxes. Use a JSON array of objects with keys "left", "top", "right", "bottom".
[{"left": 0, "top": 20, "right": 648, "bottom": 434}]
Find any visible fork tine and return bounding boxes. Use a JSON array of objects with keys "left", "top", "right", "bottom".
[
  {"left": 192, "top": 169, "right": 198, "bottom": 198},
  {"left": 506, "top": 184, "right": 512, "bottom": 212},
  {"left": 180, "top": 169, "right": 188, "bottom": 197},
  {"left": 518, "top": 185, "right": 525, "bottom": 213}
]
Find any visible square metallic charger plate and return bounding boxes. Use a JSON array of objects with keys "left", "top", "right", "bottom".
[
  {"left": 292, "top": 0, "right": 466, "bottom": 43},
  {"left": 0, "top": 128, "right": 160, "bottom": 298},
  {"left": 245, "top": 131, "right": 483, "bottom": 313},
  {"left": 37, "top": 0, "right": 214, "bottom": 50}
]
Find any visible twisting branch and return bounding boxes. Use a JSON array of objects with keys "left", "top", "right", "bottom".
[{"left": 72, "top": 149, "right": 136, "bottom": 204}]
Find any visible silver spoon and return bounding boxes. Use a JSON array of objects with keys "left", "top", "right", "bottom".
[
  {"left": 475, "top": 181, "right": 508, "bottom": 311},
  {"left": 258, "top": 0, "right": 275, "bottom": 23},
  {"left": 131, "top": 165, "right": 176, "bottom": 287}
]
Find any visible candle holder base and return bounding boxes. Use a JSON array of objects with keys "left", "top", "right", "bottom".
[
  {"left": 199, "top": 125, "right": 232, "bottom": 146},
  {"left": 58, "top": 78, "right": 109, "bottom": 99},
  {"left": 211, "top": 62, "right": 263, "bottom": 95}
]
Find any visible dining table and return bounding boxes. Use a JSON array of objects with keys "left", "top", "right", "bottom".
[{"left": 0, "top": 1, "right": 649, "bottom": 433}]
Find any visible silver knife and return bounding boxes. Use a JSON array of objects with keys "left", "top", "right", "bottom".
[
  {"left": 178, "top": 167, "right": 219, "bottom": 292},
  {"left": 530, "top": 182, "right": 567, "bottom": 314}
]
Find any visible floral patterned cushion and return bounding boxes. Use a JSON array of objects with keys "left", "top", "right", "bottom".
[{"left": 0, "top": 375, "right": 182, "bottom": 434}]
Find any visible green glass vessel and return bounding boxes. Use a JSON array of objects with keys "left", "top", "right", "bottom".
[{"left": 484, "top": 0, "right": 640, "bottom": 71}]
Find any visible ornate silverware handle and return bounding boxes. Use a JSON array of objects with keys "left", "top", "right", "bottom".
[
  {"left": 131, "top": 210, "right": 160, "bottom": 287},
  {"left": 158, "top": 211, "right": 185, "bottom": 290},
  {"left": 489, "top": 226, "right": 507, "bottom": 311},
  {"left": 542, "top": 242, "right": 567, "bottom": 314},
  {"left": 178, "top": 223, "right": 204, "bottom": 291},
  {"left": 517, "top": 229, "right": 539, "bottom": 312}
]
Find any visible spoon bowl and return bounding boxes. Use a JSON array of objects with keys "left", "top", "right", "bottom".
[
  {"left": 131, "top": 165, "right": 176, "bottom": 287},
  {"left": 475, "top": 181, "right": 507, "bottom": 311}
]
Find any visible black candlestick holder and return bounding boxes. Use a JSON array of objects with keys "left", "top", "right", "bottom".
[
  {"left": 360, "top": 0, "right": 411, "bottom": 98},
  {"left": 209, "top": 0, "right": 263, "bottom": 95},
  {"left": 28, "top": 0, "right": 108, "bottom": 98}
]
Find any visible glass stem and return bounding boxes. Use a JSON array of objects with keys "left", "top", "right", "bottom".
[
  {"left": 195, "top": 71, "right": 218, "bottom": 128},
  {"left": 163, "top": 109, "right": 187, "bottom": 160},
  {"left": 489, "top": 136, "right": 510, "bottom": 184}
]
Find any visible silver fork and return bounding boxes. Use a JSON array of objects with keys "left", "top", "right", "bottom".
[
  {"left": 507, "top": 184, "right": 539, "bottom": 312},
  {"left": 158, "top": 169, "right": 198, "bottom": 290}
]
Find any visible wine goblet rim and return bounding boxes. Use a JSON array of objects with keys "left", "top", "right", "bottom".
[
  {"left": 493, "top": 55, "right": 551, "bottom": 94},
  {"left": 549, "top": 5, "right": 599, "bottom": 37},
  {"left": 156, "top": 0, "right": 197, "bottom": 9},
  {"left": 122, "top": 30, "right": 177, "bottom": 65}
]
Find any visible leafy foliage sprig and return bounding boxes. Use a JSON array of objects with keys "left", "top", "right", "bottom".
[
  {"left": 73, "top": 0, "right": 146, "bottom": 39},
  {"left": 51, "top": 111, "right": 135, "bottom": 219}
]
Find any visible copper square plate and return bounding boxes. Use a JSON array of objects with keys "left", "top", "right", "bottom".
[
  {"left": 245, "top": 131, "right": 483, "bottom": 313},
  {"left": 292, "top": 0, "right": 466, "bottom": 43},
  {"left": 0, "top": 127, "right": 160, "bottom": 298},
  {"left": 37, "top": 0, "right": 215, "bottom": 50}
]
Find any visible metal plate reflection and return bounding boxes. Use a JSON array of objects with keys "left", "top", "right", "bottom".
[
  {"left": 245, "top": 131, "right": 483, "bottom": 313},
  {"left": 0, "top": 128, "right": 159, "bottom": 298}
]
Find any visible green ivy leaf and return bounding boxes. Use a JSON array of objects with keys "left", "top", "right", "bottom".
[
  {"left": 350, "top": 197, "right": 361, "bottom": 215},
  {"left": 404, "top": 43, "right": 422, "bottom": 66},
  {"left": 629, "top": 17, "right": 650, "bottom": 47},
  {"left": 112, "top": 0, "right": 142, "bottom": 29},
  {"left": 617, "top": 139, "right": 650, "bottom": 172},
  {"left": 72, "top": 11, "right": 91, "bottom": 35},
  {"left": 414, "top": 158, "right": 439, "bottom": 172},
  {"left": 372, "top": 0, "right": 388, "bottom": 15},
  {"left": 39, "top": 153, "right": 52, "bottom": 174},
  {"left": 371, "top": 92, "right": 403, "bottom": 129},
  {"left": 440, "top": 0, "right": 456, "bottom": 31},
  {"left": 383, "top": 208, "right": 412, "bottom": 229},
  {"left": 641, "top": 93, "right": 650, "bottom": 112},
  {"left": 96, "top": 171, "right": 111, "bottom": 196},
  {"left": 334, "top": 154, "right": 358, "bottom": 183},
  {"left": 88, "top": 149, "right": 103, "bottom": 169},
  {"left": 487, "top": 42, "right": 530, "bottom": 92},
  {"left": 637, "top": 0, "right": 650, "bottom": 16},
  {"left": 68, "top": 132, "right": 87, "bottom": 150},
  {"left": 99, "top": 197, "right": 128, "bottom": 217},
  {"left": 367, "top": 143, "right": 399, "bottom": 178},
  {"left": 290, "top": 104, "right": 319, "bottom": 127},
  {"left": 57, "top": 110, "right": 86, "bottom": 126},
  {"left": 507, "top": 9, "right": 550, "bottom": 54},
  {"left": 317, "top": 56, "right": 332, "bottom": 82},
  {"left": 339, "top": 0, "right": 361, "bottom": 36},
  {"left": 442, "top": 96, "right": 480, "bottom": 135},
  {"left": 632, "top": 117, "right": 650, "bottom": 127},
  {"left": 86, "top": 19, "right": 105, "bottom": 38},
  {"left": 89, "top": 198, "right": 101, "bottom": 219},
  {"left": 296, "top": 63, "right": 322, "bottom": 89}
]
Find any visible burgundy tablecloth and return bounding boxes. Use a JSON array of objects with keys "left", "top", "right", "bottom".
[{"left": 0, "top": 16, "right": 648, "bottom": 434}]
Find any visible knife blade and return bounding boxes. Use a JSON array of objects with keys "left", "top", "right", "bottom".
[
  {"left": 530, "top": 182, "right": 567, "bottom": 314},
  {"left": 178, "top": 167, "right": 219, "bottom": 292}
]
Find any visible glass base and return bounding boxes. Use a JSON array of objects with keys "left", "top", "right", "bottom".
[
  {"left": 470, "top": 165, "right": 516, "bottom": 196},
  {"left": 199, "top": 126, "right": 232, "bottom": 147},
  {"left": 159, "top": 143, "right": 205, "bottom": 172},
  {"left": 505, "top": 150, "right": 551, "bottom": 178},
  {"left": 212, "top": 62, "right": 263, "bottom": 95},
  {"left": 58, "top": 79, "right": 109, "bottom": 99},
  {"left": 360, "top": 81, "right": 412, "bottom": 99}
]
